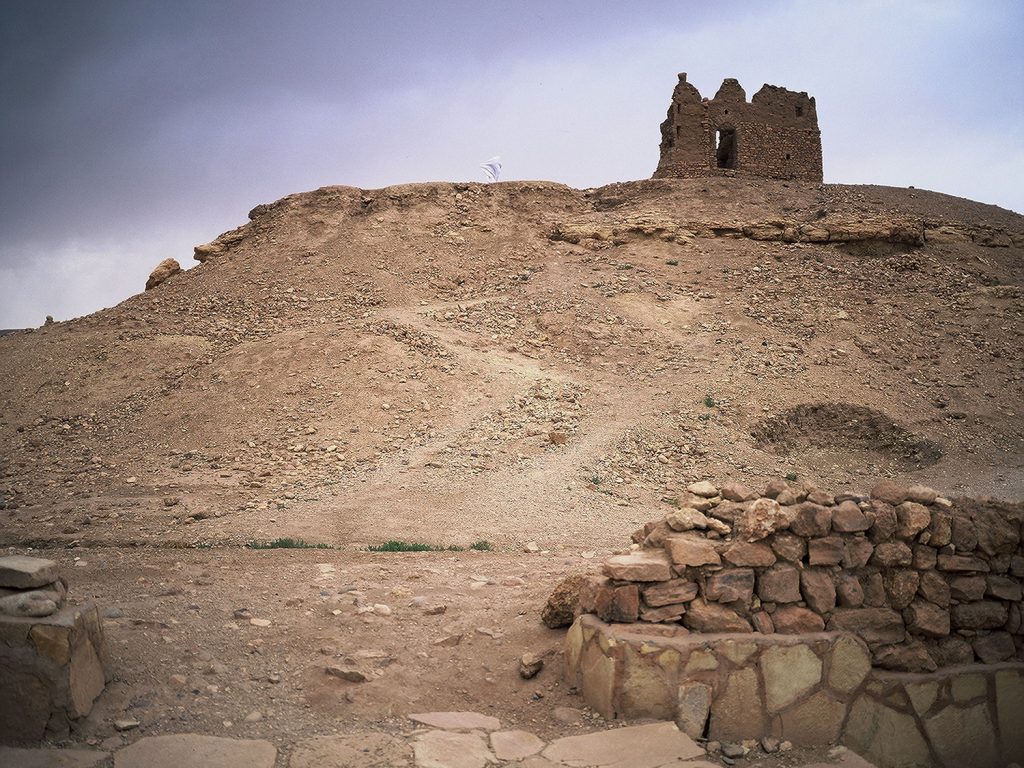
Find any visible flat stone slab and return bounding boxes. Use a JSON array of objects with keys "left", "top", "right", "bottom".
[
  {"left": 0, "top": 556, "right": 58, "bottom": 589},
  {"left": 542, "top": 722, "right": 704, "bottom": 768},
  {"left": 290, "top": 733, "right": 411, "bottom": 767},
  {"left": 409, "top": 711, "right": 501, "bottom": 731},
  {"left": 491, "top": 729, "right": 545, "bottom": 760},
  {"left": 413, "top": 730, "right": 493, "bottom": 768},
  {"left": 0, "top": 747, "right": 107, "bottom": 768},
  {"left": 113, "top": 734, "right": 276, "bottom": 768}
]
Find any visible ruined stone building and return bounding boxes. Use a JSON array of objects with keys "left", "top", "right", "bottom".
[{"left": 653, "top": 73, "right": 822, "bottom": 182}]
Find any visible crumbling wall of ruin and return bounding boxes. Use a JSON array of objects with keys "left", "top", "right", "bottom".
[
  {"left": 578, "top": 479, "right": 1024, "bottom": 673},
  {"left": 653, "top": 74, "right": 823, "bottom": 183}
]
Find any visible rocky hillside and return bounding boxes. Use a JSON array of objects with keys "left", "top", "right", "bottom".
[{"left": 1, "top": 178, "right": 1022, "bottom": 550}]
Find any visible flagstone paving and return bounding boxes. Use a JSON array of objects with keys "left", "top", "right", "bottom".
[{"left": 0, "top": 712, "right": 879, "bottom": 768}]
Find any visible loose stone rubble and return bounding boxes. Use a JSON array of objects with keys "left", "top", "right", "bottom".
[{"left": 550, "top": 479, "right": 1024, "bottom": 672}]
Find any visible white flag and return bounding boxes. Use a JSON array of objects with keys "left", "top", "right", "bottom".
[{"left": 480, "top": 156, "right": 502, "bottom": 182}]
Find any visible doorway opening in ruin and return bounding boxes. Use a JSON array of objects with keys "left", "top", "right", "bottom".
[{"left": 715, "top": 128, "right": 736, "bottom": 169}]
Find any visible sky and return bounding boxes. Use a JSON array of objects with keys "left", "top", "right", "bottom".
[{"left": 1, "top": 0, "right": 1022, "bottom": 328}]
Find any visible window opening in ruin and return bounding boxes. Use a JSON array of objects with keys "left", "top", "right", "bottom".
[
  {"left": 785, "top": 153, "right": 791, "bottom": 160},
  {"left": 715, "top": 128, "right": 736, "bottom": 169},
  {"left": 796, "top": 105, "right": 803, "bottom": 117}
]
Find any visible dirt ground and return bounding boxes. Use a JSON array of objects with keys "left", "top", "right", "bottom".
[{"left": 1, "top": 176, "right": 1022, "bottom": 762}]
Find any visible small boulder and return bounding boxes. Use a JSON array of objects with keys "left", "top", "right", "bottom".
[{"left": 145, "top": 258, "right": 181, "bottom": 290}]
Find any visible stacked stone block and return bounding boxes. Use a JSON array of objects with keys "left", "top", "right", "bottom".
[
  {"left": 0, "top": 556, "right": 108, "bottom": 743},
  {"left": 583, "top": 480, "right": 1024, "bottom": 672}
]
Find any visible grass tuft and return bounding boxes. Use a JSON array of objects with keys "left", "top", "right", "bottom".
[
  {"left": 246, "top": 538, "right": 332, "bottom": 550},
  {"left": 469, "top": 540, "right": 492, "bottom": 551}
]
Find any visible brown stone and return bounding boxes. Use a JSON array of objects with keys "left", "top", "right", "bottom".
[
  {"left": 735, "top": 498, "right": 792, "bottom": 542},
  {"left": 777, "top": 690, "right": 845, "bottom": 744},
  {"left": 883, "top": 570, "right": 920, "bottom": 610},
  {"left": 772, "top": 606, "right": 824, "bottom": 633},
  {"left": 917, "top": 570, "right": 951, "bottom": 607},
  {"left": 831, "top": 501, "right": 870, "bottom": 532},
  {"left": 763, "top": 479, "right": 789, "bottom": 498},
  {"left": 643, "top": 579, "right": 699, "bottom": 607},
  {"left": 665, "top": 507, "right": 711, "bottom": 532},
  {"left": 870, "top": 480, "right": 909, "bottom": 506},
  {"left": 722, "top": 541, "right": 775, "bottom": 567},
  {"left": 708, "top": 668, "right": 763, "bottom": 742},
  {"left": 800, "top": 569, "right": 836, "bottom": 613},
  {"left": 951, "top": 516, "right": 978, "bottom": 552},
  {"left": 928, "top": 511, "right": 953, "bottom": 547},
  {"left": 937, "top": 554, "right": 989, "bottom": 572},
  {"left": 828, "top": 608, "right": 905, "bottom": 646},
  {"left": 906, "top": 484, "right": 938, "bottom": 504},
  {"left": 705, "top": 569, "right": 755, "bottom": 604},
  {"left": 542, "top": 574, "right": 588, "bottom": 628},
  {"left": 872, "top": 642, "right": 937, "bottom": 673},
  {"left": 973, "top": 505, "right": 1021, "bottom": 555},
  {"left": 665, "top": 535, "right": 721, "bottom": 568},
  {"left": 912, "top": 545, "right": 937, "bottom": 570},
  {"left": 769, "top": 532, "right": 806, "bottom": 562},
  {"left": 835, "top": 574, "right": 864, "bottom": 607},
  {"left": 895, "top": 502, "right": 931, "bottom": 540},
  {"left": 751, "top": 611, "right": 775, "bottom": 634},
  {"left": 0, "top": 557, "right": 59, "bottom": 590},
  {"left": 720, "top": 482, "right": 757, "bottom": 502},
  {"left": 842, "top": 538, "right": 874, "bottom": 568},
  {"left": 972, "top": 632, "right": 1016, "bottom": 663},
  {"left": 905, "top": 599, "right": 950, "bottom": 638},
  {"left": 948, "top": 575, "right": 986, "bottom": 602},
  {"left": 790, "top": 503, "right": 831, "bottom": 537},
  {"left": 933, "top": 636, "right": 975, "bottom": 666},
  {"left": 145, "top": 258, "right": 181, "bottom": 291},
  {"left": 757, "top": 564, "right": 801, "bottom": 604},
  {"left": 951, "top": 601, "right": 1008, "bottom": 630},
  {"left": 114, "top": 735, "right": 277, "bottom": 768},
  {"left": 865, "top": 500, "right": 897, "bottom": 542},
  {"left": 872, "top": 541, "right": 912, "bottom": 567},
  {"left": 683, "top": 599, "right": 752, "bottom": 633},
  {"left": 807, "top": 536, "right": 844, "bottom": 566},
  {"left": 640, "top": 603, "right": 687, "bottom": 623},
  {"left": 776, "top": 487, "right": 806, "bottom": 506},
  {"left": 806, "top": 488, "right": 835, "bottom": 506},
  {"left": 986, "top": 575, "right": 1023, "bottom": 602},
  {"left": 676, "top": 681, "right": 712, "bottom": 740},
  {"left": 602, "top": 550, "right": 673, "bottom": 582},
  {"left": 861, "top": 572, "right": 887, "bottom": 607},
  {"left": 594, "top": 584, "right": 639, "bottom": 623}
]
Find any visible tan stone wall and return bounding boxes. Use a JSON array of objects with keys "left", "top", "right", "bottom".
[
  {"left": 566, "top": 616, "right": 1024, "bottom": 767},
  {"left": 653, "top": 74, "right": 823, "bottom": 183},
  {"left": 0, "top": 604, "right": 108, "bottom": 744}
]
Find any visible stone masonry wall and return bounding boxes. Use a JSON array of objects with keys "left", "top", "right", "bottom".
[
  {"left": 580, "top": 479, "right": 1024, "bottom": 673},
  {"left": 653, "top": 74, "right": 823, "bottom": 182},
  {"left": 565, "top": 615, "right": 1024, "bottom": 767}
]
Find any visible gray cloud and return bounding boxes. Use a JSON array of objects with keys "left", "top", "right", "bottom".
[{"left": 1, "top": 0, "right": 1021, "bottom": 327}]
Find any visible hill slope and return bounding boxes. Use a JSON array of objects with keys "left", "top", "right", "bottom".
[{"left": 1, "top": 177, "right": 1022, "bottom": 550}]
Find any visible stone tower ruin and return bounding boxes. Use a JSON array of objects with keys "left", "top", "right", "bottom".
[{"left": 653, "top": 73, "right": 822, "bottom": 182}]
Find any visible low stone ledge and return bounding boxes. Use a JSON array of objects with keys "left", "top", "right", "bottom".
[
  {"left": 0, "top": 603, "right": 108, "bottom": 744},
  {"left": 565, "top": 614, "right": 1023, "bottom": 767}
]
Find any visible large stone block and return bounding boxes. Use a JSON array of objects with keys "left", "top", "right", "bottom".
[
  {"left": 0, "top": 557, "right": 59, "bottom": 590},
  {"left": 683, "top": 599, "right": 751, "bottom": 633},
  {"left": 843, "top": 695, "right": 932, "bottom": 768},
  {"left": 951, "top": 601, "right": 1008, "bottom": 631},
  {"left": 709, "top": 668, "right": 763, "bottom": 741},
  {"left": 895, "top": 502, "right": 931, "bottom": 539},
  {"left": 772, "top": 606, "right": 825, "bottom": 634},
  {"left": 594, "top": 584, "right": 639, "bottom": 623},
  {"left": 790, "top": 503, "right": 831, "bottom": 537},
  {"left": 721, "top": 541, "right": 775, "bottom": 567},
  {"left": 827, "top": 635, "right": 870, "bottom": 694},
  {"left": 905, "top": 599, "right": 950, "bottom": 638},
  {"left": 807, "top": 536, "right": 844, "bottom": 566},
  {"left": 923, "top": 701, "right": 999, "bottom": 768},
  {"left": 643, "top": 579, "right": 698, "bottom": 607},
  {"left": 705, "top": 569, "right": 754, "bottom": 604},
  {"left": 761, "top": 644, "right": 822, "bottom": 712},
  {"left": 664, "top": 535, "right": 720, "bottom": 568},
  {"left": 800, "top": 569, "right": 836, "bottom": 613},
  {"left": 777, "top": 690, "right": 845, "bottom": 744},
  {"left": 603, "top": 551, "right": 673, "bottom": 582},
  {"left": 882, "top": 569, "right": 920, "bottom": 610},
  {"left": 828, "top": 608, "right": 905, "bottom": 647},
  {"left": 831, "top": 501, "right": 870, "bottom": 533},
  {"left": 758, "top": 564, "right": 800, "bottom": 604},
  {"left": 996, "top": 669, "right": 1024, "bottom": 759},
  {"left": 675, "top": 681, "right": 711, "bottom": 739},
  {"left": 114, "top": 735, "right": 277, "bottom": 768},
  {"left": 619, "top": 645, "right": 675, "bottom": 720},
  {"left": 579, "top": 637, "right": 616, "bottom": 718},
  {"left": 0, "top": 604, "right": 106, "bottom": 744}
]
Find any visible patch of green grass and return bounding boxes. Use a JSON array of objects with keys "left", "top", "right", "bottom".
[
  {"left": 785, "top": 472, "right": 798, "bottom": 482},
  {"left": 246, "top": 538, "right": 332, "bottom": 550},
  {"left": 469, "top": 540, "right": 492, "bottom": 551},
  {"left": 703, "top": 394, "right": 717, "bottom": 408},
  {"left": 666, "top": 259, "right": 679, "bottom": 266},
  {"left": 661, "top": 497, "right": 681, "bottom": 508},
  {"left": 367, "top": 540, "right": 466, "bottom": 552}
]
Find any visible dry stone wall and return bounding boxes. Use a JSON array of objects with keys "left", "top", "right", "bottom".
[{"left": 578, "top": 479, "right": 1024, "bottom": 673}]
